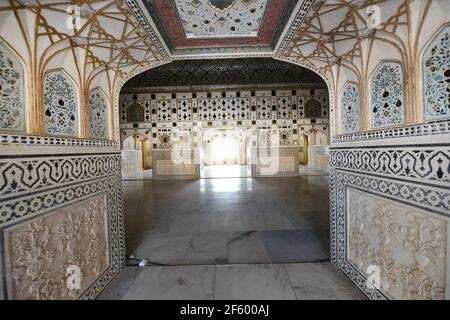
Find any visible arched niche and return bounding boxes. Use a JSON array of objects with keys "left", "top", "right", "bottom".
[
  {"left": 89, "top": 87, "right": 109, "bottom": 139},
  {"left": 304, "top": 98, "right": 323, "bottom": 118},
  {"left": 369, "top": 61, "right": 405, "bottom": 129},
  {"left": 421, "top": 24, "right": 450, "bottom": 121},
  {"left": 43, "top": 69, "right": 79, "bottom": 137},
  {"left": 126, "top": 103, "right": 144, "bottom": 123},
  {"left": 0, "top": 39, "right": 26, "bottom": 132},
  {"left": 340, "top": 82, "right": 361, "bottom": 134}
]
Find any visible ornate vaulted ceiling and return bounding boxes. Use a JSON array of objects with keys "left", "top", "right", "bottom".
[
  {"left": 122, "top": 58, "right": 326, "bottom": 91},
  {"left": 141, "top": 0, "right": 300, "bottom": 56}
]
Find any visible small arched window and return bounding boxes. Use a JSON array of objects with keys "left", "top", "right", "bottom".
[
  {"left": 304, "top": 99, "right": 322, "bottom": 118},
  {"left": 126, "top": 103, "right": 144, "bottom": 123}
]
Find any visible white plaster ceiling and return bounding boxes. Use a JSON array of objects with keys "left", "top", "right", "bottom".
[{"left": 174, "top": 0, "right": 268, "bottom": 39}]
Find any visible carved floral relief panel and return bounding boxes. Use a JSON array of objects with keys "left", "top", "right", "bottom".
[
  {"left": 4, "top": 194, "right": 110, "bottom": 300},
  {"left": 422, "top": 25, "right": 450, "bottom": 121},
  {"left": 0, "top": 41, "right": 25, "bottom": 132},
  {"left": 44, "top": 70, "right": 78, "bottom": 136},
  {"left": 347, "top": 189, "right": 447, "bottom": 300},
  {"left": 370, "top": 62, "right": 405, "bottom": 128},
  {"left": 88, "top": 88, "right": 109, "bottom": 139},
  {"left": 340, "top": 82, "right": 360, "bottom": 133}
]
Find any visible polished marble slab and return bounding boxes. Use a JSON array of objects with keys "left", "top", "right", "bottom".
[
  {"left": 285, "top": 263, "right": 364, "bottom": 300},
  {"left": 227, "top": 231, "right": 271, "bottom": 264},
  {"left": 121, "top": 265, "right": 215, "bottom": 300},
  {"left": 123, "top": 175, "right": 331, "bottom": 265},
  {"left": 202, "top": 165, "right": 250, "bottom": 178},
  {"left": 261, "top": 230, "right": 329, "bottom": 263},
  {"left": 214, "top": 264, "right": 297, "bottom": 300},
  {"left": 99, "top": 262, "right": 363, "bottom": 300}
]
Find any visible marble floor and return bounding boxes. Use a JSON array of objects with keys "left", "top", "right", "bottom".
[
  {"left": 202, "top": 165, "right": 250, "bottom": 178},
  {"left": 124, "top": 175, "right": 331, "bottom": 265},
  {"left": 99, "top": 262, "right": 363, "bottom": 300},
  {"left": 99, "top": 174, "right": 363, "bottom": 300}
]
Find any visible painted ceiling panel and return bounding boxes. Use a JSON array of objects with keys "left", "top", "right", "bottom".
[
  {"left": 141, "top": 0, "right": 299, "bottom": 55},
  {"left": 174, "top": 0, "right": 268, "bottom": 39}
]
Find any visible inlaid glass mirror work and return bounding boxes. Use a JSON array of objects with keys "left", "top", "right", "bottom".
[
  {"left": 44, "top": 70, "right": 78, "bottom": 136},
  {"left": 370, "top": 61, "right": 405, "bottom": 128},
  {"left": 89, "top": 88, "right": 109, "bottom": 139},
  {"left": 422, "top": 25, "right": 450, "bottom": 121},
  {"left": 0, "top": 41, "right": 25, "bottom": 132},
  {"left": 340, "top": 82, "right": 360, "bottom": 133}
]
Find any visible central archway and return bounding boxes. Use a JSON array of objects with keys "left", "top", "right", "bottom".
[{"left": 114, "top": 56, "right": 335, "bottom": 266}]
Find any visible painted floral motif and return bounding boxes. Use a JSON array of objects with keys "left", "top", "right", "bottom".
[
  {"left": 422, "top": 25, "right": 450, "bottom": 120},
  {"left": 175, "top": 0, "right": 267, "bottom": 38},
  {"left": 340, "top": 82, "right": 360, "bottom": 133},
  {"left": 0, "top": 42, "right": 25, "bottom": 131},
  {"left": 370, "top": 62, "right": 404, "bottom": 128},
  {"left": 44, "top": 70, "right": 78, "bottom": 136},
  {"left": 89, "top": 88, "right": 109, "bottom": 139},
  {"left": 348, "top": 189, "right": 446, "bottom": 300}
]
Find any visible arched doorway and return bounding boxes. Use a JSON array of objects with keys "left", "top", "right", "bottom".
[
  {"left": 121, "top": 133, "right": 152, "bottom": 179},
  {"left": 114, "top": 58, "right": 334, "bottom": 268}
]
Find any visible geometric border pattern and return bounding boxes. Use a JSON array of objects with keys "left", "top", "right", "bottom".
[
  {"left": 0, "top": 133, "right": 118, "bottom": 148},
  {"left": 0, "top": 154, "right": 121, "bottom": 200},
  {"left": 329, "top": 146, "right": 450, "bottom": 186},
  {"left": 333, "top": 119, "right": 450, "bottom": 143}
]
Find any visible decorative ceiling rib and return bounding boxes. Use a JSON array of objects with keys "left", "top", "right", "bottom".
[
  {"left": 276, "top": 0, "right": 410, "bottom": 78},
  {"left": 0, "top": 0, "right": 171, "bottom": 85}
]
